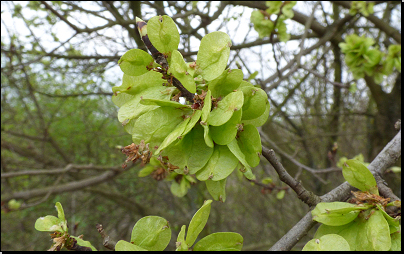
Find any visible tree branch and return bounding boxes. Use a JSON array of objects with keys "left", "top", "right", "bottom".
[
  {"left": 1, "top": 164, "right": 120, "bottom": 179},
  {"left": 269, "top": 210, "right": 317, "bottom": 251},
  {"left": 1, "top": 164, "right": 133, "bottom": 203},
  {"left": 261, "top": 146, "right": 321, "bottom": 207},
  {"left": 96, "top": 224, "right": 116, "bottom": 250},
  {"left": 333, "top": 1, "right": 401, "bottom": 44},
  {"left": 268, "top": 129, "right": 401, "bottom": 251}
]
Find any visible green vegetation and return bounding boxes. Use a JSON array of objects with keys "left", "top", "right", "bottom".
[{"left": 1, "top": 1, "right": 401, "bottom": 251}]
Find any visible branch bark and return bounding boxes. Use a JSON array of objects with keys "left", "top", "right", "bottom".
[
  {"left": 1, "top": 164, "right": 132, "bottom": 202},
  {"left": 261, "top": 146, "right": 321, "bottom": 207}
]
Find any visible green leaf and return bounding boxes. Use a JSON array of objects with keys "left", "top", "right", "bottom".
[
  {"left": 115, "top": 240, "right": 148, "bottom": 251},
  {"left": 265, "top": 1, "right": 282, "bottom": 14},
  {"left": 282, "top": 1, "right": 297, "bottom": 19},
  {"left": 276, "top": 190, "right": 285, "bottom": 200},
  {"left": 195, "top": 31, "right": 232, "bottom": 81},
  {"left": 117, "top": 86, "right": 174, "bottom": 125},
  {"left": 394, "top": 58, "right": 401, "bottom": 71},
  {"left": 35, "top": 202, "right": 68, "bottom": 233},
  {"left": 390, "top": 230, "right": 401, "bottom": 251},
  {"left": 241, "top": 100, "right": 270, "bottom": 127},
  {"left": 176, "top": 225, "right": 188, "bottom": 251},
  {"left": 376, "top": 204, "right": 400, "bottom": 234},
  {"left": 342, "top": 159, "right": 378, "bottom": 194},
  {"left": 193, "top": 232, "right": 243, "bottom": 251},
  {"left": 168, "top": 50, "right": 196, "bottom": 93},
  {"left": 210, "top": 109, "right": 241, "bottom": 145},
  {"left": 314, "top": 220, "right": 360, "bottom": 251},
  {"left": 130, "top": 216, "right": 171, "bottom": 251},
  {"left": 302, "top": 234, "right": 350, "bottom": 251},
  {"left": 227, "top": 139, "right": 255, "bottom": 180},
  {"left": 163, "top": 124, "right": 214, "bottom": 174},
  {"left": 196, "top": 145, "right": 239, "bottom": 181},
  {"left": 311, "top": 202, "right": 365, "bottom": 226},
  {"left": 383, "top": 59, "right": 395, "bottom": 75},
  {"left": 202, "top": 124, "right": 214, "bottom": 148},
  {"left": 201, "top": 90, "right": 212, "bottom": 122},
  {"left": 170, "top": 176, "right": 191, "bottom": 197},
  {"left": 112, "top": 92, "right": 135, "bottom": 108},
  {"left": 70, "top": 236, "right": 97, "bottom": 251},
  {"left": 34, "top": 215, "right": 64, "bottom": 232},
  {"left": 186, "top": 200, "right": 213, "bottom": 246},
  {"left": 184, "top": 175, "right": 197, "bottom": 184},
  {"left": 8, "top": 199, "right": 21, "bottom": 210},
  {"left": 363, "top": 49, "right": 382, "bottom": 68},
  {"left": 112, "top": 71, "right": 163, "bottom": 96},
  {"left": 208, "top": 69, "right": 243, "bottom": 98},
  {"left": 367, "top": 209, "right": 392, "bottom": 251},
  {"left": 138, "top": 165, "right": 156, "bottom": 177},
  {"left": 250, "top": 10, "right": 274, "bottom": 38},
  {"left": 131, "top": 107, "right": 187, "bottom": 149},
  {"left": 182, "top": 110, "right": 202, "bottom": 136},
  {"left": 276, "top": 20, "right": 290, "bottom": 42},
  {"left": 147, "top": 15, "right": 180, "bottom": 55},
  {"left": 357, "top": 209, "right": 391, "bottom": 251},
  {"left": 373, "top": 72, "right": 384, "bottom": 84},
  {"left": 247, "top": 71, "right": 258, "bottom": 81},
  {"left": 261, "top": 177, "right": 272, "bottom": 184},
  {"left": 118, "top": 49, "right": 154, "bottom": 76},
  {"left": 154, "top": 117, "right": 191, "bottom": 154},
  {"left": 200, "top": 90, "right": 214, "bottom": 147},
  {"left": 208, "top": 91, "right": 243, "bottom": 126},
  {"left": 355, "top": 211, "right": 373, "bottom": 251},
  {"left": 55, "top": 202, "right": 67, "bottom": 231},
  {"left": 237, "top": 124, "right": 262, "bottom": 167},
  {"left": 206, "top": 178, "right": 227, "bottom": 202},
  {"left": 348, "top": 83, "right": 357, "bottom": 93}
]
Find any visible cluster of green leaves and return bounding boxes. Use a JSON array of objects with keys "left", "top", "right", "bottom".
[
  {"left": 339, "top": 34, "right": 401, "bottom": 84},
  {"left": 35, "top": 201, "right": 243, "bottom": 251},
  {"left": 303, "top": 160, "right": 401, "bottom": 251},
  {"left": 117, "top": 199, "right": 243, "bottom": 251},
  {"left": 112, "top": 15, "right": 269, "bottom": 201},
  {"left": 349, "top": 1, "right": 374, "bottom": 17},
  {"left": 34, "top": 202, "right": 97, "bottom": 251},
  {"left": 250, "top": 1, "right": 296, "bottom": 41}
]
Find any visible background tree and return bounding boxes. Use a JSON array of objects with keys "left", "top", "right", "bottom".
[{"left": 1, "top": 1, "right": 400, "bottom": 251}]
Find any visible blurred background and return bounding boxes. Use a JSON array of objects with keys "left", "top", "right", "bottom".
[{"left": 1, "top": 1, "right": 401, "bottom": 251}]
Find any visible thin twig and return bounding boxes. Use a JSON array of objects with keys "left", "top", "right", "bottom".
[
  {"left": 261, "top": 146, "right": 321, "bottom": 207},
  {"left": 300, "top": 66, "right": 350, "bottom": 88},
  {"left": 1, "top": 164, "right": 133, "bottom": 202},
  {"left": 96, "top": 224, "right": 116, "bottom": 250},
  {"left": 260, "top": 131, "right": 340, "bottom": 177}
]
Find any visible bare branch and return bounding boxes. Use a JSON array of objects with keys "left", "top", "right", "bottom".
[
  {"left": 261, "top": 146, "right": 321, "bottom": 207},
  {"left": 300, "top": 66, "right": 350, "bottom": 88},
  {"left": 269, "top": 211, "right": 317, "bottom": 251},
  {"left": 96, "top": 224, "right": 116, "bottom": 250},
  {"left": 1, "top": 164, "right": 120, "bottom": 179},
  {"left": 35, "top": 91, "right": 114, "bottom": 97},
  {"left": 1, "top": 164, "right": 133, "bottom": 202},
  {"left": 41, "top": 1, "right": 81, "bottom": 31}
]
